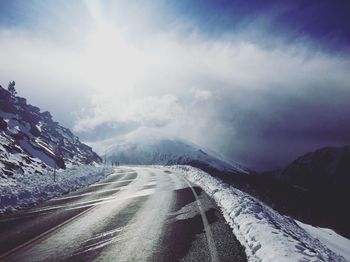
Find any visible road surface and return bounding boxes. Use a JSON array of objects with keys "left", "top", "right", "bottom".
[{"left": 0, "top": 166, "right": 247, "bottom": 261}]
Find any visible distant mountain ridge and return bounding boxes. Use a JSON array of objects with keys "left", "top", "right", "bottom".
[
  {"left": 0, "top": 85, "right": 101, "bottom": 178},
  {"left": 271, "top": 145, "right": 350, "bottom": 192}
]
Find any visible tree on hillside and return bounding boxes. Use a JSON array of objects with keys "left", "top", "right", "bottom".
[{"left": 8, "top": 81, "right": 17, "bottom": 95}]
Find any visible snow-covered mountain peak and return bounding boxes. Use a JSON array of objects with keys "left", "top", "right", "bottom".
[{"left": 90, "top": 128, "right": 249, "bottom": 175}]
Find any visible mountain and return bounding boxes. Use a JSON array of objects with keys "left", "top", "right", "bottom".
[
  {"left": 272, "top": 145, "right": 350, "bottom": 192},
  {"left": 258, "top": 145, "right": 350, "bottom": 238},
  {"left": 0, "top": 85, "right": 101, "bottom": 178},
  {"left": 91, "top": 129, "right": 249, "bottom": 175}
]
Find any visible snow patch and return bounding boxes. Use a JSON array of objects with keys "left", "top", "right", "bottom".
[
  {"left": 167, "top": 165, "right": 345, "bottom": 262},
  {"left": 19, "top": 139, "right": 56, "bottom": 168},
  {"left": 296, "top": 220, "right": 350, "bottom": 261},
  {"left": 0, "top": 165, "right": 113, "bottom": 213}
]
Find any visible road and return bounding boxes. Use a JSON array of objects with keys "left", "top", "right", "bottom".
[{"left": 0, "top": 166, "right": 247, "bottom": 262}]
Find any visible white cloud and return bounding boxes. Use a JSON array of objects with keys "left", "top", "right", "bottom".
[
  {"left": 191, "top": 88, "right": 212, "bottom": 101},
  {"left": 1, "top": 1, "right": 350, "bottom": 167}
]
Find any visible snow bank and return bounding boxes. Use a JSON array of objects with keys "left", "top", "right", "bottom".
[
  {"left": 0, "top": 165, "right": 114, "bottom": 213},
  {"left": 296, "top": 220, "right": 350, "bottom": 261},
  {"left": 169, "top": 165, "right": 345, "bottom": 262}
]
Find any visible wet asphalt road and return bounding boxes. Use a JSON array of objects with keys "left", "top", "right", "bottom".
[{"left": 0, "top": 166, "right": 247, "bottom": 262}]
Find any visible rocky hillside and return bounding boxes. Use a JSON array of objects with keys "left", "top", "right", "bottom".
[{"left": 0, "top": 85, "right": 101, "bottom": 178}]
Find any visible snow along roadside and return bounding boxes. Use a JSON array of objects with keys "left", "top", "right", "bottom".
[
  {"left": 0, "top": 165, "right": 114, "bottom": 214},
  {"left": 296, "top": 220, "right": 350, "bottom": 261},
  {"left": 167, "top": 165, "right": 345, "bottom": 262}
]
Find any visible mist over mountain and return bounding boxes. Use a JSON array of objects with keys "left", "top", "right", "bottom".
[{"left": 87, "top": 128, "right": 249, "bottom": 175}]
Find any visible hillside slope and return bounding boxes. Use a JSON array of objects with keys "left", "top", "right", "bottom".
[
  {"left": 274, "top": 145, "right": 350, "bottom": 192},
  {"left": 258, "top": 145, "right": 350, "bottom": 238},
  {"left": 0, "top": 86, "right": 101, "bottom": 178}
]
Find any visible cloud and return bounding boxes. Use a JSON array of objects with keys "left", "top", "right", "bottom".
[
  {"left": 212, "top": 84, "right": 350, "bottom": 170},
  {"left": 191, "top": 88, "right": 212, "bottom": 101},
  {"left": 1, "top": 1, "right": 350, "bottom": 170},
  {"left": 165, "top": 0, "right": 350, "bottom": 54},
  {"left": 73, "top": 94, "right": 184, "bottom": 132}
]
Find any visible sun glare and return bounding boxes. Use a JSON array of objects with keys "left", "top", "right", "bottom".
[{"left": 78, "top": 1, "right": 145, "bottom": 93}]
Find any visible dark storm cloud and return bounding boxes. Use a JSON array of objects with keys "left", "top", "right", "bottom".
[
  {"left": 212, "top": 84, "right": 350, "bottom": 171},
  {"left": 166, "top": 0, "right": 350, "bottom": 53}
]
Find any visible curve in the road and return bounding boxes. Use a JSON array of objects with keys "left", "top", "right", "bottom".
[{"left": 0, "top": 166, "right": 247, "bottom": 262}]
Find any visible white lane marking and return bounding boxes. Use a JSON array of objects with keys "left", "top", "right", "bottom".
[{"left": 182, "top": 177, "right": 220, "bottom": 262}]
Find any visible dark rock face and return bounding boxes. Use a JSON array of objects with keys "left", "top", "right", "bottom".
[
  {"left": 253, "top": 145, "right": 350, "bottom": 238},
  {"left": 278, "top": 146, "right": 350, "bottom": 192},
  {"left": 0, "top": 117, "right": 7, "bottom": 130},
  {"left": 0, "top": 86, "right": 101, "bottom": 178},
  {"left": 269, "top": 146, "right": 350, "bottom": 237}
]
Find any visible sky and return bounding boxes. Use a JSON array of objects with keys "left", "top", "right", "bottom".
[{"left": 0, "top": 0, "right": 349, "bottom": 171}]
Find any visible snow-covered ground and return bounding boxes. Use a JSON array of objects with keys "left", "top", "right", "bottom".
[
  {"left": 0, "top": 165, "right": 113, "bottom": 213},
  {"left": 1, "top": 163, "right": 348, "bottom": 261},
  {"left": 168, "top": 165, "right": 346, "bottom": 262},
  {"left": 296, "top": 220, "right": 350, "bottom": 261}
]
